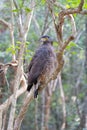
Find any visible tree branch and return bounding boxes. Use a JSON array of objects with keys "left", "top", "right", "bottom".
[
  {"left": 80, "top": 10, "right": 87, "bottom": 14},
  {"left": 13, "top": 91, "right": 34, "bottom": 130},
  {"left": 47, "top": 0, "right": 85, "bottom": 52},
  {"left": 13, "top": 0, "right": 19, "bottom": 9},
  {"left": 23, "top": 1, "right": 35, "bottom": 38},
  {"left": 61, "top": 36, "right": 75, "bottom": 52},
  {"left": 10, "top": 0, "right": 16, "bottom": 61},
  {"left": 0, "top": 18, "right": 11, "bottom": 29},
  {"left": 58, "top": 73, "right": 66, "bottom": 130},
  {"left": 78, "top": 0, "right": 84, "bottom": 10},
  {"left": 7, "top": 1, "right": 35, "bottom": 129},
  {"left": 0, "top": 74, "right": 27, "bottom": 111}
]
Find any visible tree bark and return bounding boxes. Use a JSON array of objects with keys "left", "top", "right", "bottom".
[{"left": 58, "top": 74, "right": 66, "bottom": 130}]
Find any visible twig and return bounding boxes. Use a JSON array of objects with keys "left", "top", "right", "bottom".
[
  {"left": 60, "top": 35, "right": 74, "bottom": 52},
  {"left": 23, "top": 0, "right": 35, "bottom": 38},
  {"left": 0, "top": 18, "right": 11, "bottom": 29},
  {"left": 13, "top": 0, "right": 19, "bottom": 9}
]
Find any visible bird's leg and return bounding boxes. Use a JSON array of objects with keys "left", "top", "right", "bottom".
[
  {"left": 34, "top": 82, "right": 41, "bottom": 98},
  {"left": 34, "top": 84, "right": 38, "bottom": 98}
]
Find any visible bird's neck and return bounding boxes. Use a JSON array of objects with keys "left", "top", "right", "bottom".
[{"left": 43, "top": 42, "right": 53, "bottom": 45}]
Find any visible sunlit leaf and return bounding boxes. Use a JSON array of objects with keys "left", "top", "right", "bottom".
[
  {"left": 6, "top": 45, "right": 16, "bottom": 54},
  {"left": 41, "top": 0, "right": 46, "bottom": 5},
  {"left": 26, "top": 41, "right": 31, "bottom": 45},
  {"left": 16, "top": 41, "right": 21, "bottom": 44},
  {"left": 12, "top": 9, "right": 19, "bottom": 12},
  {"left": 24, "top": 7, "right": 31, "bottom": 13},
  {"left": 66, "top": 4, "right": 70, "bottom": 8},
  {"left": 66, "top": 41, "right": 83, "bottom": 50},
  {"left": 53, "top": 41, "right": 58, "bottom": 47}
]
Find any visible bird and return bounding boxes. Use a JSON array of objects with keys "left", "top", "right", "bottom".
[{"left": 27, "top": 35, "right": 57, "bottom": 98}]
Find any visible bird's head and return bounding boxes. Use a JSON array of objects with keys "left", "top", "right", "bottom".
[{"left": 40, "top": 35, "right": 53, "bottom": 45}]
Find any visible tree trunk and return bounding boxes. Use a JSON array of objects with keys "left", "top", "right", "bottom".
[
  {"left": 58, "top": 74, "right": 66, "bottom": 130},
  {"left": 35, "top": 99, "right": 39, "bottom": 130},
  {"left": 85, "top": 17, "right": 87, "bottom": 79},
  {"left": 44, "top": 90, "right": 51, "bottom": 130}
]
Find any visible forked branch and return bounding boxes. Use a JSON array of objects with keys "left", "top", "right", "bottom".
[{"left": 47, "top": 0, "right": 85, "bottom": 51}]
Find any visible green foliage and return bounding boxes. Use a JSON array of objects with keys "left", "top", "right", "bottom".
[
  {"left": 41, "top": 0, "right": 46, "bottom": 5},
  {"left": 12, "top": 9, "right": 20, "bottom": 13},
  {"left": 6, "top": 45, "right": 16, "bottom": 55},
  {"left": 66, "top": 0, "right": 80, "bottom": 8},
  {"left": 24, "top": 7, "right": 31, "bottom": 13},
  {"left": 66, "top": 41, "right": 83, "bottom": 51},
  {"left": 53, "top": 41, "right": 58, "bottom": 47}
]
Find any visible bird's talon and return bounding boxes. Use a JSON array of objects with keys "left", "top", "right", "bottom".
[{"left": 34, "top": 90, "right": 38, "bottom": 98}]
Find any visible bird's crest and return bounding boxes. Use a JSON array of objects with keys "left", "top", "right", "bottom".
[{"left": 40, "top": 35, "right": 50, "bottom": 42}]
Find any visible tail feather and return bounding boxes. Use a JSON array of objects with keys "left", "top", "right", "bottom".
[{"left": 27, "top": 84, "right": 33, "bottom": 92}]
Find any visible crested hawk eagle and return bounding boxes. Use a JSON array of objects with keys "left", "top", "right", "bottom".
[{"left": 27, "top": 35, "right": 57, "bottom": 98}]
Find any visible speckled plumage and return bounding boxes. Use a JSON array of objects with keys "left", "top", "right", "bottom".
[{"left": 27, "top": 36, "right": 57, "bottom": 98}]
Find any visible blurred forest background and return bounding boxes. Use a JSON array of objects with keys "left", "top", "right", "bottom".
[{"left": 0, "top": 0, "right": 87, "bottom": 130}]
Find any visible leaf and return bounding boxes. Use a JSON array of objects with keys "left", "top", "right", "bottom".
[
  {"left": 66, "top": 4, "right": 70, "bottom": 8},
  {"left": 12, "top": 9, "right": 20, "bottom": 13},
  {"left": 84, "top": 2, "right": 87, "bottom": 9},
  {"left": 15, "top": 45, "right": 20, "bottom": 50},
  {"left": 54, "top": 12, "right": 58, "bottom": 17},
  {"left": 26, "top": 41, "right": 30, "bottom": 45},
  {"left": 71, "top": 51, "right": 77, "bottom": 55},
  {"left": 6, "top": 45, "right": 16, "bottom": 54},
  {"left": 24, "top": 7, "right": 31, "bottom": 13},
  {"left": 53, "top": 41, "right": 58, "bottom": 47},
  {"left": 16, "top": 41, "right": 21, "bottom": 44},
  {"left": 66, "top": 0, "right": 80, "bottom": 8},
  {"left": 41, "top": 0, "right": 46, "bottom": 5},
  {"left": 66, "top": 41, "right": 83, "bottom": 50},
  {"left": 66, "top": 42, "right": 76, "bottom": 50},
  {"left": 78, "top": 93, "right": 85, "bottom": 99}
]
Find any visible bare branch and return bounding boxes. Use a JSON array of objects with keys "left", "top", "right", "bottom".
[
  {"left": 75, "top": 30, "right": 84, "bottom": 43},
  {"left": 78, "top": 0, "right": 84, "bottom": 11},
  {"left": 0, "top": 16, "right": 16, "bottom": 61},
  {"left": 54, "top": 1, "right": 66, "bottom": 10},
  {"left": 0, "top": 74, "right": 27, "bottom": 111},
  {"left": 7, "top": 1, "right": 35, "bottom": 129},
  {"left": 61, "top": 35, "right": 74, "bottom": 52},
  {"left": 14, "top": 91, "right": 34, "bottom": 130},
  {"left": 0, "top": 111, "right": 3, "bottom": 130},
  {"left": 0, "top": 18, "right": 11, "bottom": 29},
  {"left": 74, "top": 62, "right": 84, "bottom": 118},
  {"left": 47, "top": 0, "right": 85, "bottom": 50},
  {"left": 13, "top": 0, "right": 19, "bottom": 9},
  {"left": 23, "top": 1, "right": 35, "bottom": 37},
  {"left": 10, "top": 0, "right": 16, "bottom": 61},
  {"left": 13, "top": 0, "right": 23, "bottom": 36},
  {"left": 80, "top": 10, "right": 87, "bottom": 14},
  {"left": 68, "top": 15, "right": 76, "bottom": 36},
  {"left": 41, "top": 8, "right": 49, "bottom": 35},
  {"left": 33, "top": 16, "right": 41, "bottom": 35}
]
